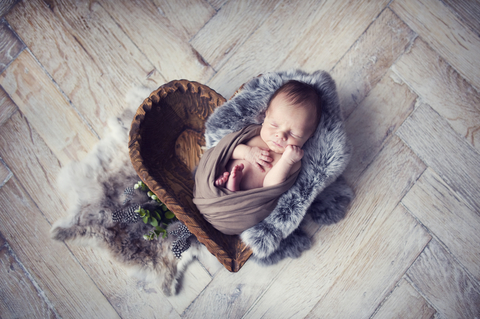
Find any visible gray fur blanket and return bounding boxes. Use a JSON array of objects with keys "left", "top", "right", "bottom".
[{"left": 205, "top": 69, "right": 354, "bottom": 264}]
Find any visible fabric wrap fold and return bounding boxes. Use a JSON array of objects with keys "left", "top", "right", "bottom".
[{"left": 193, "top": 124, "right": 299, "bottom": 235}]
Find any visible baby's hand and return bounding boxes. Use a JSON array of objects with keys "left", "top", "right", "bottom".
[
  {"left": 245, "top": 146, "right": 273, "bottom": 172},
  {"left": 282, "top": 145, "right": 304, "bottom": 165}
]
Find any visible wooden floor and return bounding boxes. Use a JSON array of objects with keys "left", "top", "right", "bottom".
[{"left": 1, "top": 0, "right": 479, "bottom": 318}]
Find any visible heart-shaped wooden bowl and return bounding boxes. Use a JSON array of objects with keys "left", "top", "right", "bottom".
[{"left": 128, "top": 80, "right": 252, "bottom": 272}]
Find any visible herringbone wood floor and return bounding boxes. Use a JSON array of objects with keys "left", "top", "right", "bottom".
[{"left": 1, "top": 0, "right": 479, "bottom": 318}]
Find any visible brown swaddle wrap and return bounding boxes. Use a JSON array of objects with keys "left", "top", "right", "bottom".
[{"left": 193, "top": 124, "right": 300, "bottom": 235}]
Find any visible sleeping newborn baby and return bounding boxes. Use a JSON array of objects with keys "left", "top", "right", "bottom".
[
  {"left": 193, "top": 79, "right": 322, "bottom": 235},
  {"left": 214, "top": 80, "right": 321, "bottom": 192}
]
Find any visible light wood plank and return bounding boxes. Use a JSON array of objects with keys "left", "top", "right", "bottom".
[
  {"left": 208, "top": 0, "right": 389, "bottom": 98},
  {"left": 0, "top": 20, "right": 24, "bottom": 73},
  {"left": 391, "top": 0, "right": 480, "bottom": 91},
  {"left": 0, "top": 50, "right": 98, "bottom": 165},
  {"left": 99, "top": 0, "right": 214, "bottom": 83},
  {"left": 396, "top": 103, "right": 480, "bottom": 213},
  {"left": 0, "top": 85, "right": 17, "bottom": 127},
  {"left": 0, "top": 111, "right": 65, "bottom": 218},
  {"left": 243, "top": 136, "right": 426, "bottom": 319},
  {"left": 0, "top": 158, "right": 12, "bottom": 188},
  {"left": 343, "top": 69, "right": 417, "bottom": 186},
  {"left": 0, "top": 243, "right": 57, "bottom": 318},
  {"left": 407, "top": 239, "right": 480, "bottom": 318},
  {"left": 0, "top": 111, "right": 184, "bottom": 318},
  {"left": 442, "top": 0, "right": 480, "bottom": 36},
  {"left": 392, "top": 37, "right": 480, "bottom": 151},
  {"left": 372, "top": 278, "right": 436, "bottom": 319},
  {"left": 190, "top": 0, "right": 281, "bottom": 70},
  {"left": 402, "top": 167, "right": 480, "bottom": 281},
  {"left": 150, "top": 0, "right": 216, "bottom": 40},
  {"left": 305, "top": 205, "right": 431, "bottom": 319},
  {"left": 0, "top": 0, "right": 16, "bottom": 17},
  {"left": 332, "top": 8, "right": 416, "bottom": 118},
  {"left": 0, "top": 178, "right": 120, "bottom": 318},
  {"left": 6, "top": 0, "right": 165, "bottom": 136},
  {"left": 207, "top": 0, "right": 227, "bottom": 11},
  {"left": 183, "top": 257, "right": 291, "bottom": 319}
]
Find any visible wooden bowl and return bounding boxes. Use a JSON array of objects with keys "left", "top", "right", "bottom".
[{"left": 129, "top": 80, "right": 252, "bottom": 272}]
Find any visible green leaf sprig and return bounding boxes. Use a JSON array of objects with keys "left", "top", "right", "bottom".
[{"left": 133, "top": 181, "right": 177, "bottom": 240}]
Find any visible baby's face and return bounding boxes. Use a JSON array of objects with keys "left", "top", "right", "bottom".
[{"left": 260, "top": 92, "right": 317, "bottom": 154}]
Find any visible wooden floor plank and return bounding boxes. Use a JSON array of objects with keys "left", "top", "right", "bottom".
[
  {"left": 0, "top": 157, "right": 12, "bottom": 188},
  {"left": 150, "top": 0, "right": 215, "bottom": 41},
  {"left": 0, "top": 111, "right": 66, "bottom": 218},
  {"left": 207, "top": 0, "right": 227, "bottom": 11},
  {"left": 372, "top": 278, "right": 436, "bottom": 319},
  {"left": 0, "top": 0, "right": 16, "bottom": 17},
  {"left": 0, "top": 111, "right": 184, "bottom": 318},
  {"left": 0, "top": 178, "right": 120, "bottom": 319},
  {"left": 0, "top": 86, "right": 17, "bottom": 127},
  {"left": 390, "top": 0, "right": 480, "bottom": 91},
  {"left": 190, "top": 0, "right": 281, "bottom": 70},
  {"left": 407, "top": 239, "right": 480, "bottom": 318},
  {"left": 396, "top": 103, "right": 480, "bottom": 213},
  {"left": 392, "top": 37, "right": 480, "bottom": 151},
  {"left": 243, "top": 136, "right": 426, "bottom": 319},
  {"left": 183, "top": 257, "right": 290, "bottom": 319},
  {"left": 442, "top": 0, "right": 480, "bottom": 36},
  {"left": 6, "top": 0, "right": 164, "bottom": 136},
  {"left": 0, "top": 20, "right": 24, "bottom": 74},
  {"left": 402, "top": 167, "right": 480, "bottom": 281},
  {"left": 305, "top": 205, "right": 431, "bottom": 319},
  {"left": 0, "top": 243, "right": 57, "bottom": 318},
  {"left": 343, "top": 69, "right": 417, "bottom": 186},
  {"left": 0, "top": 50, "right": 98, "bottom": 165},
  {"left": 99, "top": 0, "right": 214, "bottom": 83},
  {"left": 331, "top": 8, "right": 416, "bottom": 119},
  {"left": 208, "top": 0, "right": 389, "bottom": 98}
]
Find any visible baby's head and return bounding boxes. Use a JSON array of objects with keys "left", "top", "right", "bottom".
[{"left": 260, "top": 80, "right": 321, "bottom": 154}]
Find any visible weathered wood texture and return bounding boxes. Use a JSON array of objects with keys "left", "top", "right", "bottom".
[
  {"left": 402, "top": 167, "right": 480, "bottom": 281},
  {"left": 0, "top": 242, "right": 57, "bottom": 318},
  {"left": 0, "top": 20, "right": 24, "bottom": 74},
  {"left": 407, "top": 239, "right": 480, "bottom": 318},
  {"left": 392, "top": 37, "right": 480, "bottom": 151},
  {"left": 0, "top": 50, "right": 99, "bottom": 165},
  {"left": 99, "top": 0, "right": 215, "bottom": 82},
  {"left": 391, "top": 0, "right": 480, "bottom": 91},
  {"left": 343, "top": 69, "right": 417, "bottom": 185},
  {"left": 0, "top": 86, "right": 17, "bottom": 127},
  {"left": 191, "top": 0, "right": 281, "bottom": 70},
  {"left": 396, "top": 103, "right": 480, "bottom": 213},
  {"left": 0, "top": 178, "right": 120, "bottom": 318},
  {"left": 442, "top": 0, "right": 480, "bottom": 36},
  {"left": 0, "top": 0, "right": 17, "bottom": 17},
  {"left": 0, "top": 159, "right": 11, "bottom": 188},
  {"left": 331, "top": 8, "right": 416, "bottom": 118},
  {"left": 372, "top": 278, "right": 436, "bottom": 319}
]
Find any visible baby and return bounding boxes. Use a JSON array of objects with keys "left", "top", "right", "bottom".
[{"left": 215, "top": 80, "right": 322, "bottom": 191}]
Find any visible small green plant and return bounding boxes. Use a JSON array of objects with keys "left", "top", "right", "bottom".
[{"left": 134, "top": 181, "right": 177, "bottom": 240}]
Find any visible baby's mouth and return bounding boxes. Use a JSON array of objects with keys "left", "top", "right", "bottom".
[{"left": 272, "top": 141, "right": 284, "bottom": 148}]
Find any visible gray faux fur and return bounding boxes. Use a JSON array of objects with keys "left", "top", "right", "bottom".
[{"left": 205, "top": 70, "right": 353, "bottom": 264}]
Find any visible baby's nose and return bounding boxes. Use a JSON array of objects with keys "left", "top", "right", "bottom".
[{"left": 276, "top": 131, "right": 287, "bottom": 140}]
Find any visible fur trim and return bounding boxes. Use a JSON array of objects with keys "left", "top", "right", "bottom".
[{"left": 205, "top": 70, "right": 353, "bottom": 262}]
